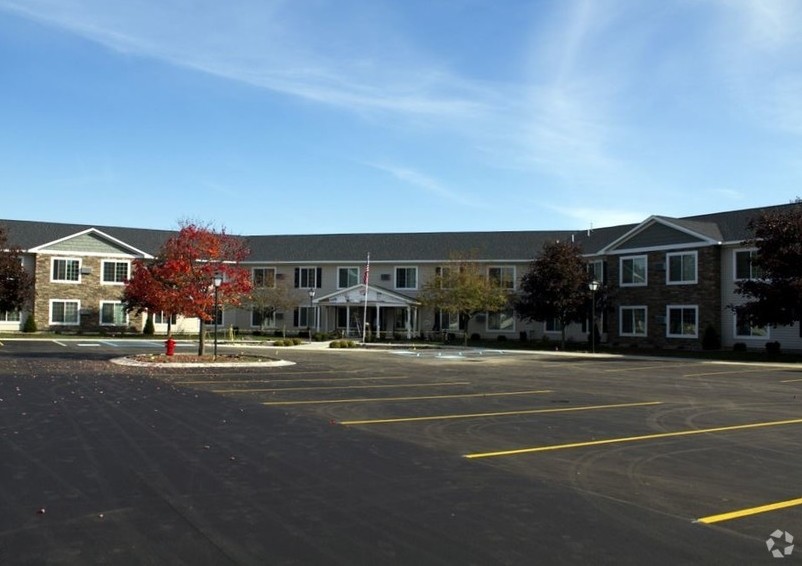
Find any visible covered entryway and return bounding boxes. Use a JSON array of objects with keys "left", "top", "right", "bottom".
[{"left": 314, "top": 285, "right": 420, "bottom": 339}]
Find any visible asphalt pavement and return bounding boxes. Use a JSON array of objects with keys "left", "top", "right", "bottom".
[{"left": 1, "top": 339, "right": 800, "bottom": 564}]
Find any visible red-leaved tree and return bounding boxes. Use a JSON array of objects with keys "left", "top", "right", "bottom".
[{"left": 123, "top": 222, "right": 252, "bottom": 355}]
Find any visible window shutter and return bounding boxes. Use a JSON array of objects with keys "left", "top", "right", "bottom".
[
  {"left": 294, "top": 268, "right": 300, "bottom": 288},
  {"left": 293, "top": 309, "right": 299, "bottom": 327},
  {"left": 316, "top": 267, "right": 322, "bottom": 288}
]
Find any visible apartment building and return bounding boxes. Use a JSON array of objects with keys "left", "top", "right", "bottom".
[{"left": 1, "top": 203, "right": 798, "bottom": 350}]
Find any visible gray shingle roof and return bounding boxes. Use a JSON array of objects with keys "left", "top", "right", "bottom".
[
  {"left": 1, "top": 202, "right": 796, "bottom": 261},
  {"left": 1, "top": 219, "right": 175, "bottom": 254}
]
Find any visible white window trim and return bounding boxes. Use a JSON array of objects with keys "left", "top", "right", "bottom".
[
  {"left": 394, "top": 266, "right": 418, "bottom": 290},
  {"left": 251, "top": 308, "right": 276, "bottom": 328},
  {"left": 620, "top": 255, "right": 648, "bottom": 287},
  {"left": 666, "top": 305, "right": 699, "bottom": 339},
  {"left": 665, "top": 251, "right": 697, "bottom": 285},
  {"left": 252, "top": 267, "right": 277, "bottom": 288},
  {"left": 733, "top": 313, "right": 770, "bottom": 340},
  {"left": 544, "top": 318, "right": 561, "bottom": 334},
  {"left": 49, "top": 299, "right": 81, "bottom": 326},
  {"left": 99, "top": 301, "right": 129, "bottom": 326},
  {"left": 153, "top": 311, "right": 177, "bottom": 325},
  {"left": 0, "top": 310, "right": 22, "bottom": 322},
  {"left": 297, "top": 266, "right": 319, "bottom": 288},
  {"left": 50, "top": 257, "right": 82, "bottom": 284},
  {"left": 619, "top": 305, "right": 648, "bottom": 337},
  {"left": 488, "top": 265, "right": 516, "bottom": 290},
  {"left": 733, "top": 248, "right": 760, "bottom": 281},
  {"left": 337, "top": 266, "right": 359, "bottom": 289},
  {"left": 486, "top": 309, "right": 516, "bottom": 332},
  {"left": 100, "top": 260, "right": 131, "bottom": 285}
]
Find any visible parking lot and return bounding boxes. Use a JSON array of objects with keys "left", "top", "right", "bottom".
[{"left": 1, "top": 339, "right": 801, "bottom": 564}]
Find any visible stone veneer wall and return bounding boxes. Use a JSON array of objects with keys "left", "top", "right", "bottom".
[
  {"left": 33, "top": 255, "right": 143, "bottom": 332},
  {"left": 607, "top": 246, "right": 722, "bottom": 349}
]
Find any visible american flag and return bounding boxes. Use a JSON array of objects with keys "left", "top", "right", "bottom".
[{"left": 363, "top": 253, "right": 370, "bottom": 285}]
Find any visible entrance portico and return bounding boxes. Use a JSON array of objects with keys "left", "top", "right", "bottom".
[{"left": 314, "top": 285, "right": 420, "bottom": 339}]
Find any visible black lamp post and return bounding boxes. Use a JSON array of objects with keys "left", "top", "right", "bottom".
[
  {"left": 308, "top": 288, "right": 316, "bottom": 343},
  {"left": 589, "top": 280, "right": 600, "bottom": 354},
  {"left": 213, "top": 272, "right": 223, "bottom": 359}
]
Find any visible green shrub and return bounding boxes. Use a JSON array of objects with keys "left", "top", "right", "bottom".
[
  {"left": 733, "top": 342, "right": 747, "bottom": 352},
  {"left": 22, "top": 315, "right": 37, "bottom": 333},
  {"left": 143, "top": 316, "right": 155, "bottom": 336},
  {"left": 291, "top": 337, "right": 303, "bottom": 345},
  {"left": 701, "top": 325, "right": 721, "bottom": 350},
  {"left": 766, "top": 341, "right": 781, "bottom": 355},
  {"left": 329, "top": 340, "right": 357, "bottom": 348}
]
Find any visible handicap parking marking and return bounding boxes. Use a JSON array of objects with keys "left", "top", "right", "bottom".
[
  {"left": 463, "top": 417, "right": 802, "bottom": 459},
  {"left": 695, "top": 496, "right": 802, "bottom": 524},
  {"left": 339, "top": 401, "right": 663, "bottom": 426}
]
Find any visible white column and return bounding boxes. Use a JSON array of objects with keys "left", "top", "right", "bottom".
[
  {"left": 406, "top": 306, "right": 412, "bottom": 339},
  {"left": 375, "top": 306, "right": 381, "bottom": 340},
  {"left": 346, "top": 305, "right": 351, "bottom": 337}
]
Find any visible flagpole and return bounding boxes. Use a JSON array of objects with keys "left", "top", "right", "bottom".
[{"left": 362, "top": 252, "right": 370, "bottom": 343}]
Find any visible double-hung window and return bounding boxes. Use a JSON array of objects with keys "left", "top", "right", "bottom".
[
  {"left": 620, "top": 256, "right": 647, "bottom": 286},
  {"left": 544, "top": 317, "right": 561, "bottom": 333},
  {"left": 488, "top": 266, "right": 515, "bottom": 289},
  {"left": 252, "top": 308, "right": 275, "bottom": 328},
  {"left": 338, "top": 267, "right": 359, "bottom": 288},
  {"left": 52, "top": 258, "right": 80, "bottom": 283},
  {"left": 395, "top": 267, "right": 417, "bottom": 290},
  {"left": 666, "top": 305, "right": 698, "bottom": 338},
  {"left": 100, "top": 301, "right": 128, "bottom": 325},
  {"left": 487, "top": 309, "right": 515, "bottom": 331},
  {"left": 153, "top": 312, "right": 177, "bottom": 325},
  {"left": 1, "top": 311, "right": 21, "bottom": 321},
  {"left": 50, "top": 300, "right": 80, "bottom": 325},
  {"left": 295, "top": 267, "right": 321, "bottom": 288},
  {"left": 734, "top": 313, "right": 768, "bottom": 339},
  {"left": 620, "top": 306, "right": 647, "bottom": 336},
  {"left": 588, "top": 260, "right": 605, "bottom": 283},
  {"left": 253, "top": 267, "right": 276, "bottom": 288},
  {"left": 666, "top": 252, "right": 697, "bottom": 284},
  {"left": 734, "top": 250, "right": 763, "bottom": 280},
  {"left": 294, "top": 307, "right": 315, "bottom": 327},
  {"left": 102, "top": 260, "right": 129, "bottom": 284}
]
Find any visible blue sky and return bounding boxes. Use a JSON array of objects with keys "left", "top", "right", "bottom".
[{"left": 2, "top": 0, "right": 801, "bottom": 235}]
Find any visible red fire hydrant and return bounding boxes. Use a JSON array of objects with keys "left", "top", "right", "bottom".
[{"left": 165, "top": 337, "right": 176, "bottom": 356}]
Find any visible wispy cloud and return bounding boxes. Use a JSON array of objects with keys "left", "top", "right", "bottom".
[
  {"left": 0, "top": 0, "right": 491, "bottom": 120},
  {"left": 706, "top": 0, "right": 802, "bottom": 134},
  {"left": 365, "top": 162, "right": 483, "bottom": 208}
]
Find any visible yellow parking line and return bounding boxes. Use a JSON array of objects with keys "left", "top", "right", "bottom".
[
  {"left": 464, "top": 417, "right": 802, "bottom": 459},
  {"left": 214, "top": 381, "right": 469, "bottom": 393},
  {"left": 177, "top": 376, "right": 410, "bottom": 384},
  {"left": 340, "top": 401, "right": 663, "bottom": 426},
  {"left": 262, "top": 389, "right": 553, "bottom": 406},
  {"left": 684, "top": 368, "right": 768, "bottom": 378},
  {"left": 696, "top": 497, "right": 802, "bottom": 524}
]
